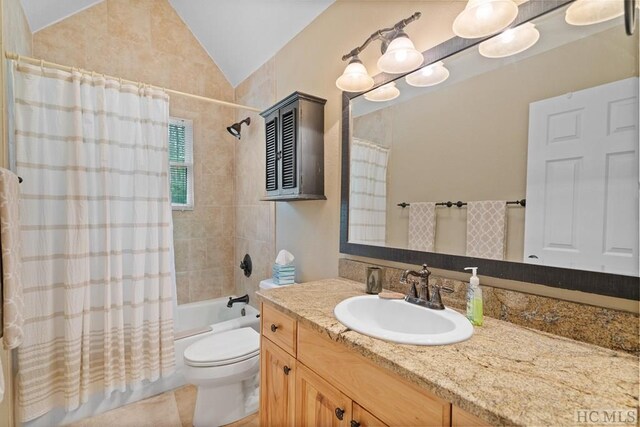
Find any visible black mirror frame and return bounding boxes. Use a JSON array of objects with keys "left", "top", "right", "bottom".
[{"left": 340, "top": 0, "right": 639, "bottom": 301}]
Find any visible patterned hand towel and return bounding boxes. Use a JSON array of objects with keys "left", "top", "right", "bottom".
[
  {"left": 408, "top": 202, "right": 436, "bottom": 252},
  {"left": 466, "top": 201, "right": 507, "bottom": 260}
]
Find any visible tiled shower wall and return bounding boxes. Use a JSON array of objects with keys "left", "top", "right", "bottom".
[
  {"left": 234, "top": 59, "right": 277, "bottom": 306},
  {"left": 32, "top": 0, "right": 236, "bottom": 304}
]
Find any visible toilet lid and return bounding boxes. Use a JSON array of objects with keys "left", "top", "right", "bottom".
[{"left": 184, "top": 327, "right": 260, "bottom": 367}]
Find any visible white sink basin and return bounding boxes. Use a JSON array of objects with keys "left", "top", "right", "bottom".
[{"left": 334, "top": 295, "right": 474, "bottom": 345}]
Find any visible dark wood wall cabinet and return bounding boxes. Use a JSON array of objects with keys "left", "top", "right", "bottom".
[{"left": 260, "top": 92, "right": 326, "bottom": 201}]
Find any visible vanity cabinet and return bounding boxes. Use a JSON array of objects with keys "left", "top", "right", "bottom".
[
  {"left": 260, "top": 338, "right": 296, "bottom": 427},
  {"left": 260, "top": 302, "right": 488, "bottom": 427},
  {"left": 260, "top": 92, "right": 326, "bottom": 201}
]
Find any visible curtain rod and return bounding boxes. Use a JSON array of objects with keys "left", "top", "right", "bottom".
[{"left": 4, "top": 51, "right": 262, "bottom": 113}]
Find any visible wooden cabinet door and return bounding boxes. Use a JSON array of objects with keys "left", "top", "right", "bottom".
[
  {"left": 260, "top": 337, "right": 296, "bottom": 427},
  {"left": 352, "top": 403, "right": 388, "bottom": 427},
  {"left": 278, "top": 101, "right": 298, "bottom": 195},
  {"left": 264, "top": 112, "right": 279, "bottom": 195},
  {"left": 295, "top": 363, "right": 352, "bottom": 427}
]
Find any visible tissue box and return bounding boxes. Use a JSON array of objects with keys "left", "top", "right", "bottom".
[{"left": 272, "top": 264, "right": 295, "bottom": 285}]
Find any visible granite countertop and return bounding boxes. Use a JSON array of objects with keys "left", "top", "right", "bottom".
[{"left": 257, "top": 278, "right": 640, "bottom": 427}]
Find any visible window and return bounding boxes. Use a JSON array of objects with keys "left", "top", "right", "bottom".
[{"left": 169, "top": 117, "right": 194, "bottom": 210}]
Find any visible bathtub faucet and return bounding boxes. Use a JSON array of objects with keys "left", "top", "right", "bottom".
[{"left": 227, "top": 294, "right": 250, "bottom": 308}]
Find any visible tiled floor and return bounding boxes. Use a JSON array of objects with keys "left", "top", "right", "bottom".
[{"left": 69, "top": 385, "right": 259, "bottom": 427}]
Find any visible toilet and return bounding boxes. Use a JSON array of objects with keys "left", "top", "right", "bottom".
[{"left": 183, "top": 327, "right": 260, "bottom": 427}]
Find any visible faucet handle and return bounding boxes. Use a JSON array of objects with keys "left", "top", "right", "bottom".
[{"left": 428, "top": 284, "right": 454, "bottom": 310}]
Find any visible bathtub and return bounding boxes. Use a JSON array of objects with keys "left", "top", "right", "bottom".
[{"left": 27, "top": 296, "right": 259, "bottom": 427}]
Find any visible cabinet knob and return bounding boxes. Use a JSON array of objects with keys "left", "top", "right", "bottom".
[
  {"left": 350, "top": 421, "right": 361, "bottom": 427},
  {"left": 335, "top": 407, "right": 345, "bottom": 421},
  {"left": 270, "top": 324, "right": 278, "bottom": 332},
  {"left": 283, "top": 365, "right": 291, "bottom": 375}
]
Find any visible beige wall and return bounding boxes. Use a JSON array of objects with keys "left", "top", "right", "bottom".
[
  {"left": 264, "top": 1, "right": 464, "bottom": 283},
  {"left": 1, "top": 0, "right": 32, "bottom": 424},
  {"left": 32, "top": 0, "right": 237, "bottom": 304},
  {"left": 234, "top": 60, "right": 277, "bottom": 306},
  {"left": 376, "top": 26, "right": 638, "bottom": 261}
]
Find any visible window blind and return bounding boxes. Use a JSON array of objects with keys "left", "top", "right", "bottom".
[{"left": 169, "top": 117, "right": 194, "bottom": 209}]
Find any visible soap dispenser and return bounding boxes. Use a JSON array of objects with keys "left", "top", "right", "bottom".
[{"left": 464, "top": 267, "right": 483, "bottom": 326}]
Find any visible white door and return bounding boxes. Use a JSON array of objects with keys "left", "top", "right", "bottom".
[{"left": 525, "top": 78, "right": 639, "bottom": 276}]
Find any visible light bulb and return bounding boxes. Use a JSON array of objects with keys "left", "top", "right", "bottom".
[
  {"left": 478, "top": 22, "right": 540, "bottom": 58},
  {"left": 405, "top": 61, "right": 450, "bottom": 87},
  {"left": 453, "top": 0, "right": 519, "bottom": 39},
  {"left": 476, "top": 3, "right": 494, "bottom": 20},
  {"left": 394, "top": 50, "right": 408, "bottom": 62},
  {"left": 501, "top": 28, "right": 516, "bottom": 43},
  {"left": 336, "top": 57, "right": 375, "bottom": 92},
  {"left": 565, "top": 0, "right": 624, "bottom": 26},
  {"left": 364, "top": 82, "right": 400, "bottom": 102},
  {"left": 377, "top": 34, "right": 423, "bottom": 74}
]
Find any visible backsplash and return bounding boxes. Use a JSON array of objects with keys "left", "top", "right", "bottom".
[{"left": 339, "top": 259, "right": 639, "bottom": 354}]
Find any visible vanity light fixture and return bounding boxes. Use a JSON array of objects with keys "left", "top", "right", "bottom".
[
  {"left": 405, "top": 61, "right": 450, "bottom": 87},
  {"left": 453, "top": 0, "right": 519, "bottom": 39},
  {"left": 336, "top": 12, "right": 423, "bottom": 93},
  {"left": 377, "top": 31, "right": 424, "bottom": 74},
  {"left": 335, "top": 56, "right": 375, "bottom": 92},
  {"left": 364, "top": 82, "right": 400, "bottom": 102},
  {"left": 565, "top": 0, "right": 624, "bottom": 26},
  {"left": 478, "top": 23, "right": 540, "bottom": 58}
]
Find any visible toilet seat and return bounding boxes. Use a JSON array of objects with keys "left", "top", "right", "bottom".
[{"left": 184, "top": 327, "right": 259, "bottom": 368}]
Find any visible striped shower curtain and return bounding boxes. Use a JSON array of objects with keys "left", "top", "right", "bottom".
[
  {"left": 10, "top": 62, "right": 176, "bottom": 422},
  {"left": 349, "top": 138, "right": 390, "bottom": 245}
]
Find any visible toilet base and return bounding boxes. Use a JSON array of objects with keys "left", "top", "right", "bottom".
[{"left": 192, "top": 373, "right": 259, "bottom": 427}]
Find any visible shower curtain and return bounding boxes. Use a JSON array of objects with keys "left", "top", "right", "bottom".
[
  {"left": 349, "top": 138, "right": 390, "bottom": 245},
  {"left": 10, "top": 62, "right": 176, "bottom": 422}
]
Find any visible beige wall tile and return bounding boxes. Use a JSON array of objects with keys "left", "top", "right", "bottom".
[
  {"left": 107, "top": 0, "right": 151, "bottom": 46},
  {"left": 175, "top": 272, "right": 190, "bottom": 305},
  {"left": 173, "top": 240, "right": 190, "bottom": 273},
  {"left": 188, "top": 239, "right": 207, "bottom": 270}
]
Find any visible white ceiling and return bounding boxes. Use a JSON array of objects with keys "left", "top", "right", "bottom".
[
  {"left": 169, "top": 0, "right": 335, "bottom": 87},
  {"left": 20, "top": 0, "right": 103, "bottom": 33},
  {"left": 20, "top": 0, "right": 335, "bottom": 87}
]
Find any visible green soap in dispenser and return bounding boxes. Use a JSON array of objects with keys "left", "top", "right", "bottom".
[{"left": 465, "top": 267, "right": 483, "bottom": 326}]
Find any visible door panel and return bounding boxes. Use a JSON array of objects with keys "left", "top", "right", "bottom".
[
  {"left": 260, "top": 337, "right": 296, "bottom": 427},
  {"left": 295, "top": 363, "right": 351, "bottom": 427}
]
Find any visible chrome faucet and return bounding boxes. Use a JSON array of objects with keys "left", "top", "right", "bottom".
[{"left": 400, "top": 263, "right": 453, "bottom": 310}]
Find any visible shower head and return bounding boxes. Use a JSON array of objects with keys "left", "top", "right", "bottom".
[{"left": 227, "top": 117, "right": 251, "bottom": 139}]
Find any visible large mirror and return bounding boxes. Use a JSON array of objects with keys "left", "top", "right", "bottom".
[{"left": 342, "top": 1, "right": 639, "bottom": 298}]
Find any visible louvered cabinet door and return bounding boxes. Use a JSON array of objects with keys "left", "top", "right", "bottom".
[
  {"left": 279, "top": 102, "right": 298, "bottom": 195},
  {"left": 265, "top": 114, "right": 279, "bottom": 196}
]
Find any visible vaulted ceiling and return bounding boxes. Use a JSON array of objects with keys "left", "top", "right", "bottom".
[{"left": 19, "top": 0, "right": 335, "bottom": 86}]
